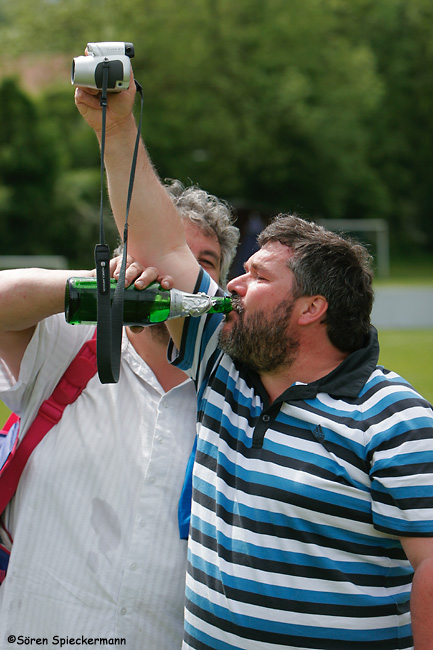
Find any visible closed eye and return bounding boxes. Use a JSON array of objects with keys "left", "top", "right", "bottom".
[{"left": 244, "top": 261, "right": 271, "bottom": 283}]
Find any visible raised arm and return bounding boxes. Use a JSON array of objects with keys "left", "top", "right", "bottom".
[
  {"left": 0, "top": 268, "right": 94, "bottom": 379},
  {"left": 74, "top": 74, "right": 200, "bottom": 294}
]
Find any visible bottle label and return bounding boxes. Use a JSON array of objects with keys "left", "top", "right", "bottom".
[{"left": 168, "top": 289, "right": 213, "bottom": 319}]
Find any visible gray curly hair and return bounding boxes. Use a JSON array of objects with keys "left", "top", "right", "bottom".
[{"left": 165, "top": 179, "right": 239, "bottom": 288}]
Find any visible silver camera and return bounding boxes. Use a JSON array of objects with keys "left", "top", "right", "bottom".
[{"left": 71, "top": 42, "right": 135, "bottom": 91}]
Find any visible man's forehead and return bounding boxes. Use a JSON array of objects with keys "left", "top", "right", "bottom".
[
  {"left": 245, "top": 241, "right": 291, "bottom": 269},
  {"left": 184, "top": 221, "right": 222, "bottom": 277}
]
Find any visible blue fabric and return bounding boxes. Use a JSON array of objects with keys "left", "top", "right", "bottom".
[
  {"left": 178, "top": 436, "right": 197, "bottom": 539},
  {"left": 0, "top": 420, "right": 19, "bottom": 471},
  {"left": 0, "top": 546, "right": 10, "bottom": 584}
]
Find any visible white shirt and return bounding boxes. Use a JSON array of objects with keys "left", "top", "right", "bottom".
[{"left": 0, "top": 314, "right": 196, "bottom": 649}]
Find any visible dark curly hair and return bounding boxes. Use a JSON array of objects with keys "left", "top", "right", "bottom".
[{"left": 258, "top": 214, "right": 374, "bottom": 353}]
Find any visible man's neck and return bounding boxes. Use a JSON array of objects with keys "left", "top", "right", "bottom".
[
  {"left": 126, "top": 326, "right": 188, "bottom": 392},
  {"left": 260, "top": 337, "right": 349, "bottom": 404}
]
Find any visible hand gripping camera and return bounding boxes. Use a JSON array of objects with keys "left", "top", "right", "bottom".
[{"left": 71, "top": 42, "right": 135, "bottom": 91}]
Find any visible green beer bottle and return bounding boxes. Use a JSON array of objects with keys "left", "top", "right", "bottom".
[{"left": 65, "top": 277, "right": 232, "bottom": 326}]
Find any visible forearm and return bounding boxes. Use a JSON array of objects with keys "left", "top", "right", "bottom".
[
  {"left": 410, "top": 557, "right": 433, "bottom": 649},
  {"left": 0, "top": 267, "right": 93, "bottom": 379},
  {"left": 100, "top": 114, "right": 197, "bottom": 289},
  {"left": 75, "top": 83, "right": 199, "bottom": 291},
  {"left": 0, "top": 268, "right": 93, "bottom": 333},
  {"left": 103, "top": 116, "right": 183, "bottom": 254}
]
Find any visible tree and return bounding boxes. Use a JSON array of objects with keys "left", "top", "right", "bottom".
[
  {"left": 0, "top": 78, "right": 118, "bottom": 267},
  {"left": 1, "top": 0, "right": 433, "bottom": 256},
  {"left": 330, "top": 0, "right": 433, "bottom": 252},
  {"left": 0, "top": 78, "right": 61, "bottom": 255}
]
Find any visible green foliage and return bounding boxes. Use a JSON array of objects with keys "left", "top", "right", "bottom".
[
  {"left": 0, "top": 0, "right": 433, "bottom": 267},
  {"left": 334, "top": 0, "right": 433, "bottom": 252},
  {"left": 0, "top": 77, "right": 60, "bottom": 254},
  {"left": 131, "top": 0, "right": 387, "bottom": 223},
  {"left": 0, "top": 77, "right": 117, "bottom": 268}
]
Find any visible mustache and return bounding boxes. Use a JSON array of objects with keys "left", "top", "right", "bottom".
[{"left": 229, "top": 294, "right": 244, "bottom": 315}]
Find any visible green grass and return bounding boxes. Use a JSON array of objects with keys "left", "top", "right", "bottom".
[
  {"left": 0, "top": 399, "right": 11, "bottom": 425},
  {"left": 377, "top": 329, "right": 433, "bottom": 402},
  {"left": 1, "top": 330, "right": 431, "bottom": 427},
  {"left": 373, "top": 254, "right": 433, "bottom": 401}
]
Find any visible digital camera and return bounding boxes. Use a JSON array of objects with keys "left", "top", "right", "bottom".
[{"left": 71, "top": 42, "right": 135, "bottom": 91}]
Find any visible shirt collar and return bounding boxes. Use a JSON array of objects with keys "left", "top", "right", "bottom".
[
  {"left": 243, "top": 326, "right": 380, "bottom": 405},
  {"left": 317, "top": 326, "right": 378, "bottom": 394}
]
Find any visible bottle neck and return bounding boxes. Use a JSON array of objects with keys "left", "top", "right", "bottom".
[
  {"left": 170, "top": 289, "right": 213, "bottom": 319},
  {"left": 169, "top": 290, "right": 232, "bottom": 319}
]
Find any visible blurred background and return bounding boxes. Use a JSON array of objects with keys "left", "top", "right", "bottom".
[{"left": 0, "top": 0, "right": 432, "bottom": 406}]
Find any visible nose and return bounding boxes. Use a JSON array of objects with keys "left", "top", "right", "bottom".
[{"left": 227, "top": 273, "right": 247, "bottom": 296}]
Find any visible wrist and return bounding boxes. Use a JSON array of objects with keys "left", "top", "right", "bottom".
[{"left": 94, "top": 112, "right": 137, "bottom": 143}]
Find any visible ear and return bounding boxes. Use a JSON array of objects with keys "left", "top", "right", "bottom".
[{"left": 297, "top": 295, "right": 328, "bottom": 326}]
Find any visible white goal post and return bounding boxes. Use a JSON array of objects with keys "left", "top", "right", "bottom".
[{"left": 318, "top": 218, "right": 390, "bottom": 277}]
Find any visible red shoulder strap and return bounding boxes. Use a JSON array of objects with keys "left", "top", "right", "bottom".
[{"left": 0, "top": 332, "right": 97, "bottom": 514}]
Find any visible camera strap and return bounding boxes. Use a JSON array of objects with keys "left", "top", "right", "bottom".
[{"left": 95, "top": 61, "right": 144, "bottom": 383}]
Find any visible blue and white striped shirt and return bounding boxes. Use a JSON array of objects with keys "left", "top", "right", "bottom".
[{"left": 173, "top": 270, "right": 433, "bottom": 650}]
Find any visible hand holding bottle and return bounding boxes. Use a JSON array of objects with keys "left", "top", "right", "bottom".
[
  {"left": 110, "top": 254, "right": 175, "bottom": 293},
  {"left": 109, "top": 255, "right": 175, "bottom": 333}
]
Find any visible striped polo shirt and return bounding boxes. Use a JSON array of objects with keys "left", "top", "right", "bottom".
[{"left": 172, "top": 270, "right": 433, "bottom": 650}]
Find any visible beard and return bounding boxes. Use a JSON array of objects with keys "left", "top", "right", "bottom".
[
  {"left": 218, "top": 296, "right": 300, "bottom": 374},
  {"left": 147, "top": 322, "right": 171, "bottom": 345}
]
